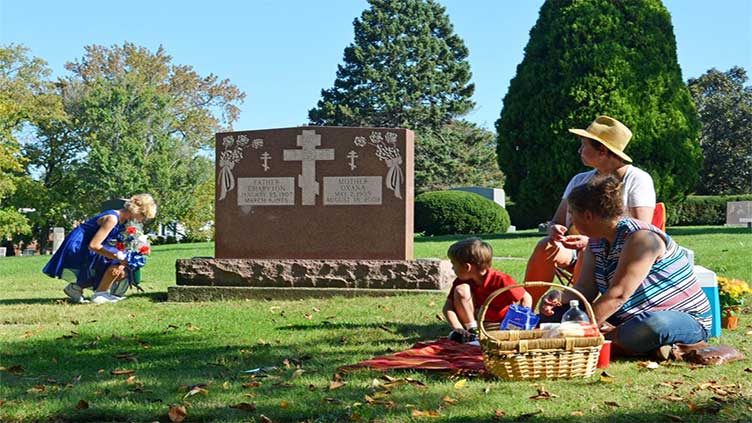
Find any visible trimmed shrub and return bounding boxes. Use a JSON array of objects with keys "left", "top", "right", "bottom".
[
  {"left": 415, "top": 191, "right": 510, "bottom": 236},
  {"left": 497, "top": 0, "right": 701, "bottom": 226},
  {"left": 667, "top": 195, "right": 752, "bottom": 226}
]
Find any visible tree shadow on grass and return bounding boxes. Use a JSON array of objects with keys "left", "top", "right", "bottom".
[{"left": 0, "top": 320, "right": 459, "bottom": 422}]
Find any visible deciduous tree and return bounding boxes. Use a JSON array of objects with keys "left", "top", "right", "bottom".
[{"left": 688, "top": 67, "right": 752, "bottom": 195}]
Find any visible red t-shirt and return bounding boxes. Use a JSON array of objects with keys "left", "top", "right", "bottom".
[{"left": 447, "top": 269, "right": 525, "bottom": 321}]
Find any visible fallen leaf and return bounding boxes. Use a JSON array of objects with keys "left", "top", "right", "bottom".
[
  {"left": 378, "top": 325, "right": 394, "bottom": 333},
  {"left": 186, "top": 324, "right": 201, "bottom": 331},
  {"left": 517, "top": 409, "right": 543, "bottom": 420},
  {"left": 484, "top": 385, "right": 492, "bottom": 394},
  {"left": 666, "top": 415, "right": 684, "bottom": 422},
  {"left": 435, "top": 314, "right": 444, "bottom": 321},
  {"left": 230, "top": 402, "right": 257, "bottom": 411},
  {"left": 599, "top": 373, "right": 614, "bottom": 383},
  {"left": 304, "top": 313, "right": 313, "bottom": 320},
  {"left": 453, "top": 379, "right": 467, "bottom": 390},
  {"left": 20, "top": 331, "right": 34, "bottom": 339},
  {"left": 272, "top": 382, "right": 294, "bottom": 388},
  {"left": 329, "top": 381, "right": 346, "bottom": 390},
  {"left": 167, "top": 324, "right": 179, "bottom": 330},
  {"left": 312, "top": 307, "right": 321, "bottom": 312},
  {"left": 27, "top": 385, "right": 46, "bottom": 393},
  {"left": 291, "top": 369, "right": 305, "bottom": 379},
  {"left": 75, "top": 399, "right": 89, "bottom": 409},
  {"left": 637, "top": 361, "right": 660, "bottom": 369},
  {"left": 529, "top": 386, "right": 558, "bottom": 400},
  {"left": 744, "top": 368, "right": 752, "bottom": 373},
  {"left": 243, "top": 392, "right": 255, "bottom": 398},
  {"left": 411, "top": 409, "right": 440, "bottom": 418},
  {"left": 494, "top": 409, "right": 505, "bottom": 417},
  {"left": 571, "top": 411, "right": 584, "bottom": 416},
  {"left": 110, "top": 369, "right": 135, "bottom": 376},
  {"left": 260, "top": 414, "right": 273, "bottom": 422},
  {"left": 405, "top": 377, "right": 427, "bottom": 388},
  {"left": 442, "top": 396, "right": 458, "bottom": 405},
  {"left": 243, "top": 381, "right": 261, "bottom": 388},
  {"left": 0, "top": 365, "right": 24, "bottom": 374},
  {"left": 71, "top": 320, "right": 79, "bottom": 325},
  {"left": 322, "top": 397, "right": 341, "bottom": 404},
  {"left": 604, "top": 401, "right": 620, "bottom": 407},
  {"left": 222, "top": 381, "right": 230, "bottom": 390},
  {"left": 168, "top": 405, "right": 187, "bottom": 422},
  {"left": 280, "top": 400, "right": 289, "bottom": 408},
  {"left": 183, "top": 386, "right": 208, "bottom": 399},
  {"left": 657, "top": 394, "right": 685, "bottom": 402}
]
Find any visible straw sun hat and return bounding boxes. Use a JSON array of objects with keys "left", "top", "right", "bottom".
[{"left": 568, "top": 115, "right": 633, "bottom": 163}]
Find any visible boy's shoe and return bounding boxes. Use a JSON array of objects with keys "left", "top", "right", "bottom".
[
  {"left": 448, "top": 328, "right": 479, "bottom": 344},
  {"left": 91, "top": 292, "right": 121, "bottom": 304},
  {"left": 63, "top": 283, "right": 84, "bottom": 301}
]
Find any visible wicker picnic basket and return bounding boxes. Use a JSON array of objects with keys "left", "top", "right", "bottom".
[{"left": 478, "top": 282, "right": 604, "bottom": 380}]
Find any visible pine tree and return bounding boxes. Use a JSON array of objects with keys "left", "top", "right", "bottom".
[
  {"left": 309, "top": 0, "right": 474, "bottom": 131},
  {"left": 496, "top": 0, "right": 701, "bottom": 227}
]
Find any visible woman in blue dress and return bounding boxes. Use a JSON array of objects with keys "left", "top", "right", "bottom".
[{"left": 43, "top": 194, "right": 157, "bottom": 304}]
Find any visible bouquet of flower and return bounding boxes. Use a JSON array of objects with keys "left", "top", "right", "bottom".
[
  {"left": 718, "top": 276, "right": 751, "bottom": 316},
  {"left": 113, "top": 222, "right": 151, "bottom": 287}
]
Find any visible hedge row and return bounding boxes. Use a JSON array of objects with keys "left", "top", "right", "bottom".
[
  {"left": 415, "top": 191, "right": 510, "bottom": 236},
  {"left": 667, "top": 195, "right": 752, "bottom": 226}
]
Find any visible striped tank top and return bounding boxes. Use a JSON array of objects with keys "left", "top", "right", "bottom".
[{"left": 590, "top": 218, "right": 712, "bottom": 332}]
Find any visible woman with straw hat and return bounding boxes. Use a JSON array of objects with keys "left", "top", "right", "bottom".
[{"left": 524, "top": 116, "right": 656, "bottom": 301}]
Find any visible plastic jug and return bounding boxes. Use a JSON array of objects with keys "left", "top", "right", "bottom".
[{"left": 561, "top": 300, "right": 589, "bottom": 323}]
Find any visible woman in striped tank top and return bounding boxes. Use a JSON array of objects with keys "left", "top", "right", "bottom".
[{"left": 540, "top": 175, "right": 711, "bottom": 358}]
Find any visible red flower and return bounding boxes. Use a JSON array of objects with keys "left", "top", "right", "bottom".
[
  {"left": 116, "top": 242, "right": 125, "bottom": 251},
  {"left": 126, "top": 226, "right": 137, "bottom": 234},
  {"left": 139, "top": 245, "right": 150, "bottom": 255}
]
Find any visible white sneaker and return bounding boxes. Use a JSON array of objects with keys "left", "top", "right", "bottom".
[
  {"left": 63, "top": 283, "right": 84, "bottom": 301},
  {"left": 91, "top": 292, "right": 120, "bottom": 304}
]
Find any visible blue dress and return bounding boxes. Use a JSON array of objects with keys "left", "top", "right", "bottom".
[{"left": 42, "top": 210, "right": 123, "bottom": 289}]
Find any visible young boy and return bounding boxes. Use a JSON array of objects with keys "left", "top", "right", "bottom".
[{"left": 443, "top": 237, "right": 532, "bottom": 343}]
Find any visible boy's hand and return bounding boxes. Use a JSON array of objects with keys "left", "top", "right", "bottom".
[
  {"left": 539, "top": 291, "right": 562, "bottom": 316},
  {"left": 547, "top": 223, "right": 567, "bottom": 242},
  {"left": 598, "top": 322, "right": 616, "bottom": 335}
]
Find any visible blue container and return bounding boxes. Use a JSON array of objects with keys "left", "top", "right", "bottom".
[
  {"left": 695, "top": 265, "right": 721, "bottom": 338},
  {"left": 500, "top": 304, "right": 540, "bottom": 330}
]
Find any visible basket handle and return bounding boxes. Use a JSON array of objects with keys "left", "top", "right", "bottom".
[{"left": 477, "top": 281, "right": 597, "bottom": 340}]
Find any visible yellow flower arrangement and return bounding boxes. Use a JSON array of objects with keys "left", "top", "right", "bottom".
[{"left": 717, "top": 276, "right": 752, "bottom": 316}]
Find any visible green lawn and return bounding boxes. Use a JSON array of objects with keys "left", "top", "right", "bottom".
[{"left": 1, "top": 227, "right": 750, "bottom": 422}]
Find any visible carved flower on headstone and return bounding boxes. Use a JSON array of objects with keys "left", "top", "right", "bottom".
[{"left": 354, "top": 136, "right": 367, "bottom": 147}]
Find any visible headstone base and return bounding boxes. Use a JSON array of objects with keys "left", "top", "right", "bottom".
[{"left": 170, "top": 258, "right": 454, "bottom": 301}]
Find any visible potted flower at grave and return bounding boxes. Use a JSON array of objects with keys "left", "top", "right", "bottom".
[
  {"left": 718, "top": 276, "right": 752, "bottom": 330},
  {"left": 109, "top": 222, "right": 151, "bottom": 296}
]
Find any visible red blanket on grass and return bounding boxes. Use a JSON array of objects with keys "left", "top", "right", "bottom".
[{"left": 341, "top": 338, "right": 485, "bottom": 372}]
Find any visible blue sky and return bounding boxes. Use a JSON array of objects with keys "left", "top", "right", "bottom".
[{"left": 2, "top": 0, "right": 750, "bottom": 132}]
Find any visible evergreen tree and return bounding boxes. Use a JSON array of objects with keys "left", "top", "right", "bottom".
[
  {"left": 688, "top": 67, "right": 752, "bottom": 195},
  {"left": 415, "top": 120, "right": 504, "bottom": 194},
  {"left": 496, "top": 0, "right": 701, "bottom": 227},
  {"left": 309, "top": 0, "right": 474, "bottom": 131}
]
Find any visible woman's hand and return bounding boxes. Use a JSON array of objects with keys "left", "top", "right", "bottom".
[
  {"left": 111, "top": 264, "right": 126, "bottom": 280},
  {"left": 539, "top": 290, "right": 563, "bottom": 316},
  {"left": 561, "top": 235, "right": 589, "bottom": 250},
  {"left": 598, "top": 321, "right": 616, "bottom": 335}
]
